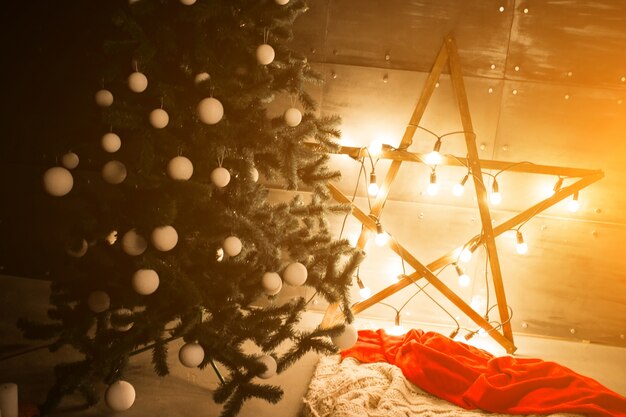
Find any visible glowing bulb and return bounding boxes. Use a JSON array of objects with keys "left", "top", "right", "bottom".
[
  {"left": 490, "top": 191, "right": 502, "bottom": 205},
  {"left": 375, "top": 223, "right": 388, "bottom": 246},
  {"left": 460, "top": 248, "right": 473, "bottom": 263},
  {"left": 369, "top": 140, "right": 383, "bottom": 157},
  {"left": 359, "top": 286, "right": 372, "bottom": 299},
  {"left": 426, "top": 171, "right": 438, "bottom": 196},
  {"left": 515, "top": 231, "right": 528, "bottom": 255},
  {"left": 568, "top": 192, "right": 580, "bottom": 212},
  {"left": 388, "top": 325, "right": 407, "bottom": 336},
  {"left": 368, "top": 171, "right": 379, "bottom": 196},
  {"left": 470, "top": 295, "right": 485, "bottom": 312},
  {"left": 425, "top": 150, "right": 442, "bottom": 165},
  {"left": 452, "top": 183, "right": 465, "bottom": 197},
  {"left": 490, "top": 179, "right": 501, "bottom": 205},
  {"left": 458, "top": 273, "right": 471, "bottom": 287}
]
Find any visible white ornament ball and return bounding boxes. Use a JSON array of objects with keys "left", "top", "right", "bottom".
[
  {"left": 180, "top": 0, "right": 196, "bottom": 5},
  {"left": 105, "top": 380, "right": 136, "bottom": 412},
  {"left": 256, "top": 44, "right": 275, "bottom": 65},
  {"left": 211, "top": 167, "right": 231, "bottom": 188},
  {"left": 87, "top": 291, "right": 110, "bottom": 313},
  {"left": 111, "top": 308, "right": 134, "bottom": 332},
  {"left": 331, "top": 323, "right": 359, "bottom": 351},
  {"left": 167, "top": 156, "right": 193, "bottom": 181},
  {"left": 95, "top": 89, "right": 114, "bottom": 107},
  {"left": 132, "top": 269, "right": 159, "bottom": 295},
  {"left": 284, "top": 107, "right": 302, "bottom": 127},
  {"left": 43, "top": 167, "right": 73, "bottom": 197},
  {"left": 179, "top": 342, "right": 205, "bottom": 368},
  {"left": 128, "top": 71, "right": 148, "bottom": 93},
  {"left": 275, "top": 0, "right": 289, "bottom": 4},
  {"left": 121, "top": 229, "right": 147, "bottom": 256},
  {"left": 197, "top": 97, "right": 224, "bottom": 125},
  {"left": 258, "top": 355, "right": 277, "bottom": 379},
  {"left": 250, "top": 167, "right": 259, "bottom": 182},
  {"left": 283, "top": 262, "right": 308, "bottom": 286},
  {"left": 151, "top": 225, "right": 178, "bottom": 252},
  {"left": 66, "top": 239, "right": 88, "bottom": 258},
  {"left": 61, "top": 152, "right": 79, "bottom": 169},
  {"left": 262, "top": 272, "right": 282, "bottom": 295},
  {"left": 150, "top": 108, "right": 169, "bottom": 129},
  {"left": 194, "top": 72, "right": 210, "bottom": 85},
  {"left": 101, "top": 132, "right": 122, "bottom": 153},
  {"left": 223, "top": 236, "right": 242, "bottom": 257},
  {"left": 102, "top": 160, "right": 127, "bottom": 184}
]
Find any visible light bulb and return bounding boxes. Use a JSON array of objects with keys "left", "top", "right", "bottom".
[
  {"left": 453, "top": 173, "right": 469, "bottom": 197},
  {"left": 427, "top": 171, "right": 438, "bottom": 196},
  {"left": 359, "top": 286, "right": 372, "bottom": 299},
  {"left": 568, "top": 192, "right": 580, "bottom": 212},
  {"left": 454, "top": 264, "right": 471, "bottom": 288},
  {"left": 368, "top": 172, "right": 379, "bottom": 196},
  {"left": 369, "top": 140, "right": 383, "bottom": 157},
  {"left": 460, "top": 248, "right": 473, "bottom": 263},
  {"left": 388, "top": 325, "right": 407, "bottom": 336},
  {"left": 516, "top": 231, "right": 528, "bottom": 255},
  {"left": 425, "top": 150, "right": 442, "bottom": 165},
  {"left": 375, "top": 223, "right": 388, "bottom": 246},
  {"left": 490, "top": 179, "right": 501, "bottom": 205},
  {"left": 425, "top": 139, "right": 442, "bottom": 165}
]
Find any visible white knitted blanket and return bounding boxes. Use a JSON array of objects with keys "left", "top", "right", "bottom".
[{"left": 301, "top": 355, "right": 582, "bottom": 417}]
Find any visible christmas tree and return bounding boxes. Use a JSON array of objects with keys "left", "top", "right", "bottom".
[{"left": 20, "top": 0, "right": 363, "bottom": 415}]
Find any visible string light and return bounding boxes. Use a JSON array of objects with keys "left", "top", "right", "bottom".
[
  {"left": 459, "top": 240, "right": 479, "bottom": 263},
  {"left": 427, "top": 170, "right": 439, "bottom": 196},
  {"left": 568, "top": 191, "right": 580, "bottom": 212},
  {"left": 515, "top": 231, "right": 528, "bottom": 254},
  {"left": 454, "top": 264, "right": 471, "bottom": 287},
  {"left": 425, "top": 138, "right": 442, "bottom": 165},
  {"left": 552, "top": 177, "right": 564, "bottom": 195},
  {"left": 367, "top": 172, "right": 379, "bottom": 196},
  {"left": 490, "top": 179, "right": 502, "bottom": 205},
  {"left": 375, "top": 222, "right": 389, "bottom": 246},
  {"left": 356, "top": 275, "right": 372, "bottom": 300},
  {"left": 388, "top": 311, "right": 407, "bottom": 335},
  {"left": 452, "top": 173, "right": 469, "bottom": 197},
  {"left": 368, "top": 140, "right": 383, "bottom": 157}
]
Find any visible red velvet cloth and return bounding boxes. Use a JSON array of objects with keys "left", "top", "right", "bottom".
[{"left": 341, "top": 329, "right": 626, "bottom": 417}]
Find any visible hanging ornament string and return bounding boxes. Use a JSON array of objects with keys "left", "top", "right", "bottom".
[
  {"left": 217, "top": 146, "right": 226, "bottom": 167},
  {"left": 263, "top": 28, "right": 269, "bottom": 44}
]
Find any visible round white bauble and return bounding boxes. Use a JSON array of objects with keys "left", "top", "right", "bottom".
[
  {"left": 197, "top": 97, "right": 224, "bottom": 125},
  {"left": 105, "top": 380, "right": 136, "bottom": 412},
  {"left": 167, "top": 156, "right": 193, "bottom": 181},
  {"left": 284, "top": 107, "right": 302, "bottom": 127},
  {"left": 283, "top": 262, "right": 308, "bottom": 286},
  {"left": 258, "top": 355, "right": 277, "bottom": 379},
  {"left": 121, "top": 229, "right": 147, "bottom": 256},
  {"left": 179, "top": 342, "right": 205, "bottom": 368},
  {"left": 262, "top": 272, "right": 282, "bottom": 293},
  {"left": 101, "top": 132, "right": 122, "bottom": 153},
  {"left": 102, "top": 160, "right": 127, "bottom": 184},
  {"left": 95, "top": 89, "right": 114, "bottom": 107},
  {"left": 210, "top": 167, "right": 230, "bottom": 188},
  {"left": 222, "top": 236, "right": 242, "bottom": 257},
  {"left": 256, "top": 44, "right": 275, "bottom": 65},
  {"left": 331, "top": 323, "right": 358, "bottom": 351},
  {"left": 180, "top": 0, "right": 196, "bottom": 5},
  {"left": 151, "top": 225, "right": 178, "bottom": 252},
  {"left": 61, "top": 152, "right": 79, "bottom": 169},
  {"left": 132, "top": 269, "right": 159, "bottom": 295},
  {"left": 250, "top": 167, "right": 259, "bottom": 182},
  {"left": 194, "top": 72, "right": 210, "bottom": 85},
  {"left": 150, "top": 108, "right": 169, "bottom": 129},
  {"left": 111, "top": 308, "right": 134, "bottom": 332},
  {"left": 87, "top": 291, "right": 110, "bottom": 313},
  {"left": 43, "top": 167, "right": 73, "bottom": 197},
  {"left": 128, "top": 71, "right": 148, "bottom": 93},
  {"left": 275, "top": 0, "right": 290, "bottom": 4},
  {"left": 66, "top": 239, "right": 88, "bottom": 258}
]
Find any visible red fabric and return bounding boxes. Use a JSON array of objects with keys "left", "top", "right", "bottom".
[{"left": 341, "top": 329, "right": 626, "bottom": 417}]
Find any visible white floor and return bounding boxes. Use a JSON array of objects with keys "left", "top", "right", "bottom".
[{"left": 1, "top": 275, "right": 625, "bottom": 417}]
